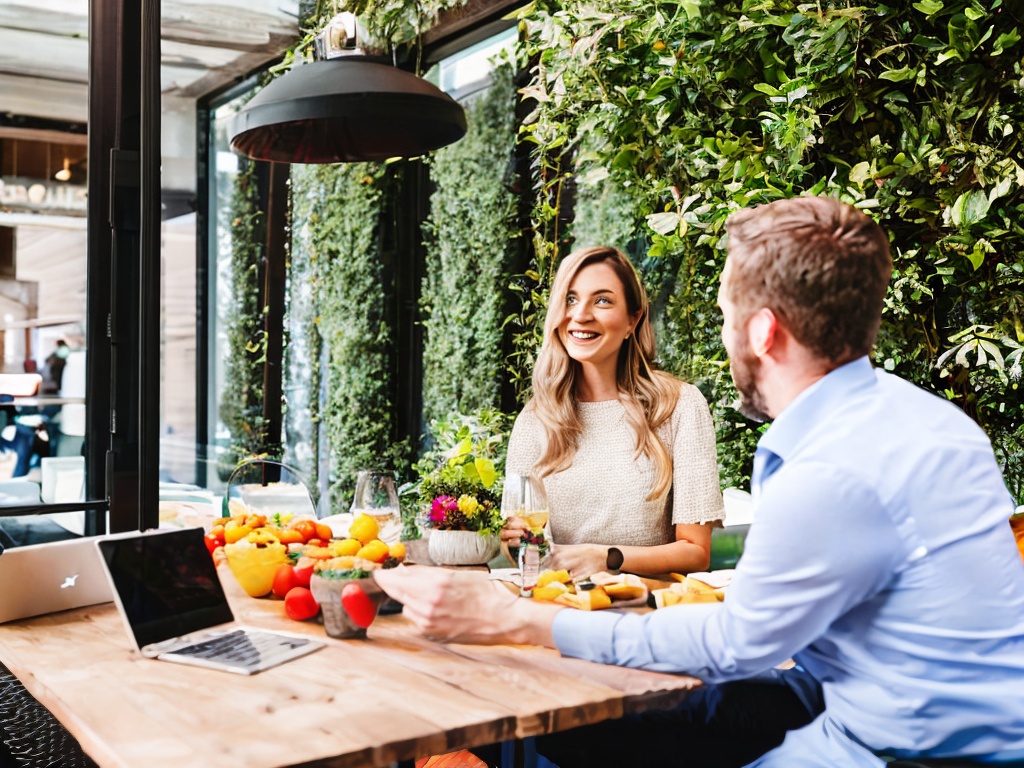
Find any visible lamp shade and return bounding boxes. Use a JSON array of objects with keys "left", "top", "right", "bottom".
[{"left": 229, "top": 58, "right": 467, "bottom": 163}]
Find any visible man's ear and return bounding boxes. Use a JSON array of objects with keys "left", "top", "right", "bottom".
[{"left": 747, "top": 308, "right": 778, "bottom": 358}]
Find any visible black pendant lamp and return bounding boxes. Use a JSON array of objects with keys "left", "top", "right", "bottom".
[{"left": 230, "top": 14, "right": 467, "bottom": 164}]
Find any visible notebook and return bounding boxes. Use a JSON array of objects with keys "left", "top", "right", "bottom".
[
  {"left": 96, "top": 527, "right": 323, "bottom": 675},
  {"left": 0, "top": 536, "right": 113, "bottom": 623}
]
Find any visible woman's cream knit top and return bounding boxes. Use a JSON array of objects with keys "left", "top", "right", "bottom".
[{"left": 503, "top": 381, "right": 725, "bottom": 547}]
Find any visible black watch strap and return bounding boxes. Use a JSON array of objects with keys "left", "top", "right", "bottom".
[{"left": 606, "top": 546, "right": 624, "bottom": 572}]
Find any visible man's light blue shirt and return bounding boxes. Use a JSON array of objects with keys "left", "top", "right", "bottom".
[{"left": 552, "top": 357, "right": 1024, "bottom": 764}]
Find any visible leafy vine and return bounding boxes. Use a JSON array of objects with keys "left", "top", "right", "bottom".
[{"left": 420, "top": 65, "right": 519, "bottom": 425}]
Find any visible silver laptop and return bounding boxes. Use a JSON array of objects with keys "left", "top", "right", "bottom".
[
  {"left": 96, "top": 527, "right": 323, "bottom": 675},
  {"left": 0, "top": 536, "right": 113, "bottom": 623}
]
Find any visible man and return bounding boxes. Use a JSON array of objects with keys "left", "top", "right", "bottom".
[
  {"left": 42, "top": 339, "right": 69, "bottom": 395},
  {"left": 376, "top": 196, "right": 1024, "bottom": 766}
]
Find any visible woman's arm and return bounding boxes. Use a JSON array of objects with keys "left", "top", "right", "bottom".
[{"left": 550, "top": 522, "right": 713, "bottom": 579}]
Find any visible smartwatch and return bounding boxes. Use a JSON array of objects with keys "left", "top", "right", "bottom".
[{"left": 606, "top": 547, "right": 624, "bottom": 573}]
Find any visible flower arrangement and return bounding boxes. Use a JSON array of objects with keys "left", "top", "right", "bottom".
[{"left": 414, "top": 411, "right": 509, "bottom": 539}]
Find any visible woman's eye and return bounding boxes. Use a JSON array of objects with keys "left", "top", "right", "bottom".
[
  {"left": 566, "top": 295, "right": 578, "bottom": 306},
  {"left": 595, "top": 296, "right": 612, "bottom": 305}
]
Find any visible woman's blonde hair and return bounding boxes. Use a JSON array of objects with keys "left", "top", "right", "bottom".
[{"left": 529, "top": 246, "right": 681, "bottom": 499}]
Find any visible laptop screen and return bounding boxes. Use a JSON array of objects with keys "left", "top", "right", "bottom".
[{"left": 97, "top": 528, "right": 235, "bottom": 649}]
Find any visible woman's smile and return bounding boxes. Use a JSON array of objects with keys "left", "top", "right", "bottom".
[{"left": 558, "top": 261, "right": 637, "bottom": 372}]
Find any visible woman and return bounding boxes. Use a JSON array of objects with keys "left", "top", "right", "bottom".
[{"left": 502, "top": 245, "right": 724, "bottom": 578}]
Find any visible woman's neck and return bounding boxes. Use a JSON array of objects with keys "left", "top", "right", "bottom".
[{"left": 575, "top": 364, "right": 620, "bottom": 402}]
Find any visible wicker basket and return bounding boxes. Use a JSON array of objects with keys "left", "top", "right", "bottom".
[{"left": 310, "top": 574, "right": 380, "bottom": 639}]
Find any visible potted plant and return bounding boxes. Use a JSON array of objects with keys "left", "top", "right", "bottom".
[{"left": 414, "top": 412, "right": 509, "bottom": 566}]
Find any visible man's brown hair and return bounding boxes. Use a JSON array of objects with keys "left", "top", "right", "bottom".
[{"left": 723, "top": 196, "right": 893, "bottom": 364}]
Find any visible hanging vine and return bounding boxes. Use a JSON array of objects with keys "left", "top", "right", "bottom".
[
  {"left": 288, "top": 162, "right": 404, "bottom": 511},
  {"left": 420, "top": 65, "right": 520, "bottom": 425},
  {"left": 218, "top": 158, "right": 274, "bottom": 477}
]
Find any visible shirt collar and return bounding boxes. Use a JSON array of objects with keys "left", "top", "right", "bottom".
[{"left": 757, "top": 356, "right": 876, "bottom": 464}]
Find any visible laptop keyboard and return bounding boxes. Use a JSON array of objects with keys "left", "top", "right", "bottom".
[{"left": 168, "top": 628, "right": 313, "bottom": 670}]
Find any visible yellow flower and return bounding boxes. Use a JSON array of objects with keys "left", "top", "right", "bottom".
[{"left": 457, "top": 495, "right": 480, "bottom": 518}]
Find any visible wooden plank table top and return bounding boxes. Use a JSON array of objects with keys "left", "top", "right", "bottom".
[{"left": 0, "top": 566, "right": 700, "bottom": 768}]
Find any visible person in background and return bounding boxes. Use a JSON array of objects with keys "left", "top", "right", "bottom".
[
  {"left": 41, "top": 339, "right": 69, "bottom": 395},
  {"left": 377, "top": 196, "right": 1024, "bottom": 767},
  {"left": 501, "top": 245, "right": 725, "bottom": 579}
]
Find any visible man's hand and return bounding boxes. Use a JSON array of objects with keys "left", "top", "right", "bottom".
[
  {"left": 373, "top": 565, "right": 562, "bottom": 647},
  {"left": 549, "top": 543, "right": 609, "bottom": 580}
]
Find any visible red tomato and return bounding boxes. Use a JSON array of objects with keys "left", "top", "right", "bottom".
[
  {"left": 272, "top": 564, "right": 299, "bottom": 599},
  {"left": 341, "top": 583, "right": 378, "bottom": 629},
  {"left": 203, "top": 533, "right": 222, "bottom": 556},
  {"left": 293, "top": 520, "right": 317, "bottom": 543},
  {"left": 293, "top": 562, "right": 315, "bottom": 589},
  {"left": 284, "top": 587, "right": 319, "bottom": 621}
]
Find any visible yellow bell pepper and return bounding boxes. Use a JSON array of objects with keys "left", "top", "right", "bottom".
[{"left": 224, "top": 537, "right": 288, "bottom": 597}]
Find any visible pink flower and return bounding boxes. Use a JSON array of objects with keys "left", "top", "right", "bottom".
[{"left": 430, "top": 495, "right": 458, "bottom": 523}]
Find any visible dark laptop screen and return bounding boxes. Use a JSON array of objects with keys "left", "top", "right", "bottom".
[{"left": 97, "top": 528, "right": 235, "bottom": 649}]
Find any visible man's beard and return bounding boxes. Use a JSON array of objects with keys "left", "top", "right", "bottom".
[{"left": 730, "top": 338, "right": 771, "bottom": 423}]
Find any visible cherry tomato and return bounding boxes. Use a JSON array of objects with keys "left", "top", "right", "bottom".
[
  {"left": 284, "top": 587, "right": 319, "bottom": 621},
  {"left": 276, "top": 529, "right": 304, "bottom": 545},
  {"left": 272, "top": 564, "right": 300, "bottom": 599},
  {"left": 293, "top": 562, "right": 315, "bottom": 589},
  {"left": 203, "top": 533, "right": 222, "bottom": 556},
  {"left": 341, "top": 583, "right": 377, "bottom": 629},
  {"left": 293, "top": 520, "right": 318, "bottom": 543},
  {"left": 315, "top": 523, "right": 333, "bottom": 541}
]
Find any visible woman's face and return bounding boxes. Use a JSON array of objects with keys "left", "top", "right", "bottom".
[{"left": 559, "top": 261, "right": 638, "bottom": 371}]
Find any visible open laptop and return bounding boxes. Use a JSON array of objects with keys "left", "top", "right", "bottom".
[
  {"left": 96, "top": 527, "right": 323, "bottom": 675},
  {"left": 0, "top": 535, "right": 113, "bottom": 623}
]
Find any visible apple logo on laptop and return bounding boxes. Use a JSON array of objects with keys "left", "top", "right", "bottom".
[{"left": 60, "top": 574, "right": 80, "bottom": 589}]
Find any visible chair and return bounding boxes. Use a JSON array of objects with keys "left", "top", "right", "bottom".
[{"left": 887, "top": 761, "right": 1024, "bottom": 767}]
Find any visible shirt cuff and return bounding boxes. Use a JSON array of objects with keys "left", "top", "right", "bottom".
[{"left": 552, "top": 608, "right": 633, "bottom": 664}]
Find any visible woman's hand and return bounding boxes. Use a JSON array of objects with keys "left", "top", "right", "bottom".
[
  {"left": 500, "top": 514, "right": 530, "bottom": 547},
  {"left": 548, "top": 543, "right": 609, "bottom": 581}
]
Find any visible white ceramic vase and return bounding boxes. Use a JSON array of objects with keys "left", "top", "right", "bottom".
[{"left": 427, "top": 529, "right": 500, "bottom": 566}]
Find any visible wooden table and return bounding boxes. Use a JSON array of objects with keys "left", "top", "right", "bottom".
[{"left": 0, "top": 568, "right": 700, "bottom": 768}]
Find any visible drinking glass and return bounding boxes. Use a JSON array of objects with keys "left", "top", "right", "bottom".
[
  {"left": 350, "top": 471, "right": 401, "bottom": 544},
  {"left": 520, "top": 475, "right": 549, "bottom": 536}
]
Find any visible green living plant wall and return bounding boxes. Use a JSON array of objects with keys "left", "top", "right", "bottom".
[
  {"left": 512, "top": 0, "right": 1024, "bottom": 501},
  {"left": 288, "top": 163, "right": 405, "bottom": 512},
  {"left": 219, "top": 158, "right": 276, "bottom": 477},
  {"left": 420, "top": 65, "right": 520, "bottom": 426}
]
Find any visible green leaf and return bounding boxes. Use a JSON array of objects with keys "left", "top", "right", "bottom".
[
  {"left": 475, "top": 458, "right": 497, "bottom": 488},
  {"left": 646, "top": 211, "right": 682, "bottom": 235},
  {"left": 913, "top": 0, "right": 943, "bottom": 15},
  {"left": 879, "top": 66, "right": 916, "bottom": 82},
  {"left": 950, "top": 190, "right": 991, "bottom": 227},
  {"left": 966, "top": 242, "right": 985, "bottom": 271},
  {"left": 993, "top": 29, "right": 1021, "bottom": 54}
]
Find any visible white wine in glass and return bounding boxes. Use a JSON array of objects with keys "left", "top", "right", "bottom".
[{"left": 521, "top": 475, "right": 549, "bottom": 534}]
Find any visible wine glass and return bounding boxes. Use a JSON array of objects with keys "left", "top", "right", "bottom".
[
  {"left": 520, "top": 474, "right": 549, "bottom": 537},
  {"left": 350, "top": 471, "right": 401, "bottom": 544}
]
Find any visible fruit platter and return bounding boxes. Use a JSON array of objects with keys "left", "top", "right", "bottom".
[
  {"left": 204, "top": 510, "right": 405, "bottom": 634},
  {"left": 525, "top": 568, "right": 733, "bottom": 610}
]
